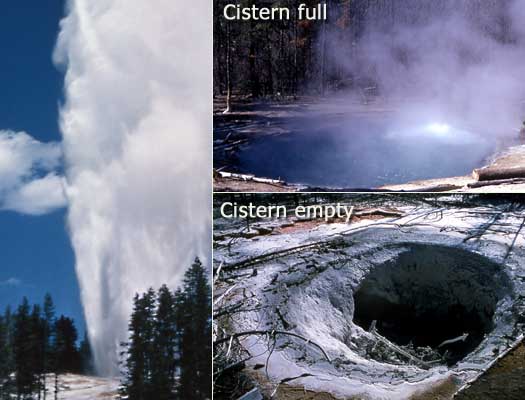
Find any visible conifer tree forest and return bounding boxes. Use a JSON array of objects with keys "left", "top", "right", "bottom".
[
  {"left": 120, "top": 257, "right": 212, "bottom": 400},
  {"left": 0, "top": 258, "right": 212, "bottom": 400},
  {"left": 214, "top": 0, "right": 514, "bottom": 100},
  {"left": 0, "top": 293, "right": 91, "bottom": 399}
]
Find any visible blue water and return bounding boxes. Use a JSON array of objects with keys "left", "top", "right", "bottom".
[{"left": 237, "top": 116, "right": 494, "bottom": 188}]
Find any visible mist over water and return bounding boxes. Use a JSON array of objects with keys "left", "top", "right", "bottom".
[
  {"left": 227, "top": 1, "right": 525, "bottom": 187},
  {"left": 239, "top": 111, "right": 494, "bottom": 188},
  {"left": 334, "top": 0, "right": 525, "bottom": 136},
  {"left": 238, "top": 0, "right": 525, "bottom": 187},
  {"left": 55, "top": 0, "right": 211, "bottom": 375}
]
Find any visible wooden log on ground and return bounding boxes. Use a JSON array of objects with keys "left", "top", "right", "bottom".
[
  {"left": 395, "top": 184, "right": 463, "bottom": 192},
  {"left": 354, "top": 208, "right": 403, "bottom": 218},
  {"left": 473, "top": 166, "right": 525, "bottom": 181},
  {"left": 467, "top": 178, "right": 525, "bottom": 188}
]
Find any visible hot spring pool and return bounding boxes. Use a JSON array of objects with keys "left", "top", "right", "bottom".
[{"left": 236, "top": 115, "right": 495, "bottom": 188}]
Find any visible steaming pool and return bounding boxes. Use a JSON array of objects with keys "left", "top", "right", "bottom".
[{"left": 236, "top": 115, "right": 495, "bottom": 188}]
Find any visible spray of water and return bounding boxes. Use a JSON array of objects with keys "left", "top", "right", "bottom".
[{"left": 54, "top": 0, "right": 211, "bottom": 375}]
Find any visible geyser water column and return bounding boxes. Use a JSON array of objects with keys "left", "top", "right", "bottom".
[{"left": 54, "top": 0, "right": 211, "bottom": 375}]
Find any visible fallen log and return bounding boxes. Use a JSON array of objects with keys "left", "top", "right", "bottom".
[
  {"left": 354, "top": 208, "right": 403, "bottom": 218},
  {"left": 371, "top": 331, "right": 435, "bottom": 369},
  {"left": 218, "top": 171, "right": 285, "bottom": 185},
  {"left": 467, "top": 177, "right": 525, "bottom": 188},
  {"left": 214, "top": 330, "right": 331, "bottom": 363},
  {"left": 454, "top": 334, "right": 524, "bottom": 397},
  {"left": 378, "top": 184, "right": 463, "bottom": 192},
  {"left": 473, "top": 166, "right": 525, "bottom": 181}
]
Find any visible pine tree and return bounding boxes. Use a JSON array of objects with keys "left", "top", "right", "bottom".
[
  {"left": 123, "top": 289, "right": 156, "bottom": 400},
  {"left": 0, "top": 296, "right": 82, "bottom": 399},
  {"left": 42, "top": 294, "right": 55, "bottom": 400},
  {"left": 121, "top": 259, "right": 212, "bottom": 400},
  {"left": 0, "top": 307, "right": 14, "bottom": 399},
  {"left": 54, "top": 316, "right": 80, "bottom": 374},
  {"left": 0, "top": 313, "right": 8, "bottom": 399},
  {"left": 151, "top": 285, "right": 178, "bottom": 399},
  {"left": 79, "top": 332, "right": 94, "bottom": 375},
  {"left": 14, "top": 297, "right": 36, "bottom": 398},
  {"left": 173, "top": 288, "right": 185, "bottom": 398},
  {"left": 29, "top": 305, "right": 45, "bottom": 399},
  {"left": 179, "top": 258, "right": 212, "bottom": 400}
]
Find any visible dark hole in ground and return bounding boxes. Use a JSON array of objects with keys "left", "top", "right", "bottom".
[{"left": 353, "top": 244, "right": 510, "bottom": 365}]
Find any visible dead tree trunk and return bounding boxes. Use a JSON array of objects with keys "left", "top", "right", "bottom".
[
  {"left": 293, "top": 1, "right": 298, "bottom": 96},
  {"left": 473, "top": 166, "right": 525, "bottom": 181},
  {"left": 248, "top": 0, "right": 260, "bottom": 98},
  {"left": 320, "top": 1, "right": 328, "bottom": 96},
  {"left": 224, "top": 20, "right": 232, "bottom": 113}
]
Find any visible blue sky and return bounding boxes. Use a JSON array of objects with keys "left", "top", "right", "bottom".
[
  {"left": 0, "top": 1, "right": 86, "bottom": 335},
  {"left": 0, "top": 1, "right": 65, "bottom": 141}
]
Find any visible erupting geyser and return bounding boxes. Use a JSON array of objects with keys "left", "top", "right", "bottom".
[{"left": 55, "top": 0, "right": 211, "bottom": 375}]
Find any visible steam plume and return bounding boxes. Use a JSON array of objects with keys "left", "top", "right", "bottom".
[
  {"left": 54, "top": 0, "right": 211, "bottom": 375},
  {"left": 332, "top": 0, "right": 525, "bottom": 135}
]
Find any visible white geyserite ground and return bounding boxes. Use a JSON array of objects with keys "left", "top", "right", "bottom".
[
  {"left": 214, "top": 204, "right": 525, "bottom": 399},
  {"left": 37, "top": 374, "right": 119, "bottom": 399}
]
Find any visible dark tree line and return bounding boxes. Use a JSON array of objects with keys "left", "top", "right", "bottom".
[
  {"left": 120, "top": 258, "right": 212, "bottom": 400},
  {"left": 214, "top": 0, "right": 516, "bottom": 102},
  {"left": 0, "top": 294, "right": 92, "bottom": 400},
  {"left": 215, "top": 0, "right": 329, "bottom": 101},
  {"left": 214, "top": 0, "right": 404, "bottom": 100}
]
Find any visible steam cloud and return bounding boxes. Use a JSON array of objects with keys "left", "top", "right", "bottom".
[
  {"left": 331, "top": 0, "right": 525, "bottom": 135},
  {"left": 55, "top": 0, "right": 211, "bottom": 375}
]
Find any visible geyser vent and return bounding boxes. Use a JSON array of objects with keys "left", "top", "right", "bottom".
[{"left": 353, "top": 244, "right": 510, "bottom": 365}]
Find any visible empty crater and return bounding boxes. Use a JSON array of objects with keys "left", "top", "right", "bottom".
[{"left": 353, "top": 244, "right": 512, "bottom": 365}]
